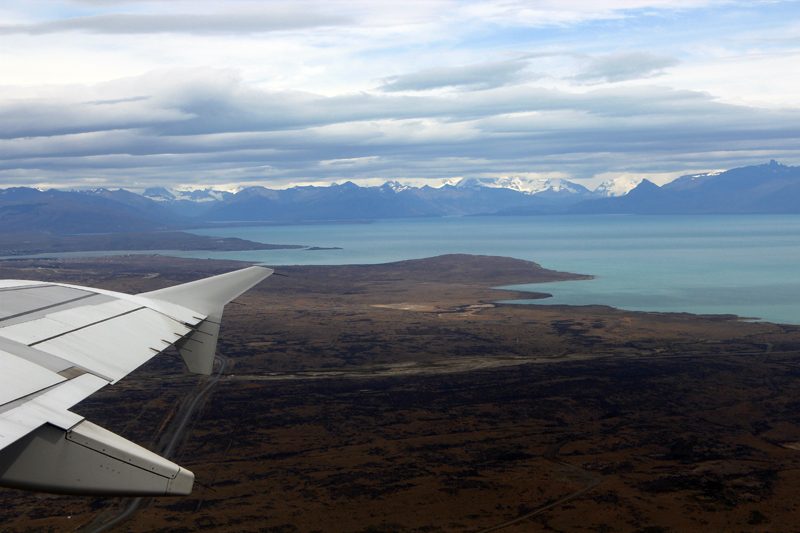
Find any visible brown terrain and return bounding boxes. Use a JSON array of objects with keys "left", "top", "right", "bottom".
[
  {"left": 0, "top": 231, "right": 303, "bottom": 256},
  {"left": 2, "top": 253, "right": 800, "bottom": 533}
]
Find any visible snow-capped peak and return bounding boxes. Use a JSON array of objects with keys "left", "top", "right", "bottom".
[
  {"left": 142, "top": 187, "right": 232, "bottom": 203},
  {"left": 382, "top": 181, "right": 412, "bottom": 192},
  {"left": 142, "top": 187, "right": 175, "bottom": 201},
  {"left": 695, "top": 170, "right": 723, "bottom": 178},
  {"left": 454, "top": 177, "right": 588, "bottom": 195},
  {"left": 522, "top": 178, "right": 587, "bottom": 195},
  {"left": 592, "top": 176, "right": 643, "bottom": 198},
  {"left": 660, "top": 170, "right": 725, "bottom": 192},
  {"left": 455, "top": 177, "right": 530, "bottom": 192}
]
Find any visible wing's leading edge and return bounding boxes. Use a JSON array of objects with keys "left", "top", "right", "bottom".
[{"left": 0, "top": 265, "right": 272, "bottom": 496}]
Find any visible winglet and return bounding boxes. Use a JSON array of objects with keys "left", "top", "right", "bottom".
[
  {"left": 142, "top": 266, "right": 273, "bottom": 317},
  {"left": 142, "top": 266, "right": 273, "bottom": 374}
]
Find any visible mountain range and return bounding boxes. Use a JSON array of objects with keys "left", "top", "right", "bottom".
[
  {"left": 0, "top": 187, "right": 185, "bottom": 234},
  {"left": 1, "top": 161, "right": 798, "bottom": 235},
  {"left": 562, "top": 160, "right": 800, "bottom": 215},
  {"left": 148, "top": 175, "right": 636, "bottom": 223},
  {"left": 142, "top": 187, "right": 234, "bottom": 217}
]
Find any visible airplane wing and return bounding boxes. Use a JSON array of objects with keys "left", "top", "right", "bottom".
[{"left": 0, "top": 265, "right": 273, "bottom": 496}]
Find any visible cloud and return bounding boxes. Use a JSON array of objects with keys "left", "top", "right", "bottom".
[
  {"left": 378, "top": 60, "right": 532, "bottom": 92},
  {"left": 82, "top": 96, "right": 151, "bottom": 106},
  {"left": 1, "top": 1, "right": 799, "bottom": 189},
  {"left": 1, "top": 68, "right": 799, "bottom": 190},
  {"left": 0, "top": 70, "right": 740, "bottom": 141},
  {"left": 454, "top": 0, "right": 733, "bottom": 28},
  {"left": 0, "top": 10, "right": 348, "bottom": 35},
  {"left": 573, "top": 51, "right": 681, "bottom": 83}
]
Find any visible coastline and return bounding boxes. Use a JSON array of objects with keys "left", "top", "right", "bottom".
[{"left": 0, "top": 230, "right": 301, "bottom": 257}]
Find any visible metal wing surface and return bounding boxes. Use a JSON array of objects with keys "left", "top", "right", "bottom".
[{"left": 0, "top": 266, "right": 272, "bottom": 496}]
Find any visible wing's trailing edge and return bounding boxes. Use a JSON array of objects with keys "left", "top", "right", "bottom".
[{"left": 0, "top": 265, "right": 272, "bottom": 496}]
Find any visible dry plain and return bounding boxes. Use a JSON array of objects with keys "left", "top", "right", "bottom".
[{"left": 2, "top": 254, "right": 800, "bottom": 533}]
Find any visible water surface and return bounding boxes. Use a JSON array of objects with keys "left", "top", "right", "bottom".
[
  {"left": 6, "top": 215, "right": 799, "bottom": 324},
  {"left": 181, "top": 215, "right": 800, "bottom": 324}
]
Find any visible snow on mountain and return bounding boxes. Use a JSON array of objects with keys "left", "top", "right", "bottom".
[
  {"left": 661, "top": 170, "right": 724, "bottom": 191},
  {"left": 592, "top": 176, "right": 643, "bottom": 198},
  {"left": 524, "top": 178, "right": 589, "bottom": 195},
  {"left": 453, "top": 177, "right": 588, "bottom": 195},
  {"left": 142, "top": 187, "right": 175, "bottom": 201},
  {"left": 454, "top": 177, "right": 520, "bottom": 191},
  {"left": 140, "top": 187, "right": 234, "bottom": 217},
  {"left": 143, "top": 187, "right": 232, "bottom": 203},
  {"left": 381, "top": 181, "right": 413, "bottom": 192}
]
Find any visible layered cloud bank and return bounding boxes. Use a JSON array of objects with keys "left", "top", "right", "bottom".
[{"left": 1, "top": 1, "right": 799, "bottom": 190}]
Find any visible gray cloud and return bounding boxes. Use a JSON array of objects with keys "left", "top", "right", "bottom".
[
  {"left": 378, "top": 60, "right": 532, "bottom": 92},
  {"left": 1, "top": 69, "right": 798, "bottom": 189},
  {"left": 82, "top": 96, "right": 151, "bottom": 105},
  {"left": 0, "top": 81, "right": 734, "bottom": 141},
  {"left": 573, "top": 51, "right": 680, "bottom": 83},
  {"left": 0, "top": 11, "right": 348, "bottom": 35}
]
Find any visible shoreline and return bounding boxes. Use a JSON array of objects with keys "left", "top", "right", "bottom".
[
  {"left": 0, "top": 252, "right": 780, "bottom": 326},
  {"left": 0, "top": 247, "right": 791, "bottom": 326},
  {"left": 0, "top": 230, "right": 301, "bottom": 257}
]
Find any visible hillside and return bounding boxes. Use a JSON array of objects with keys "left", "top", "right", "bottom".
[
  {"left": 0, "top": 187, "right": 187, "bottom": 234},
  {"left": 564, "top": 160, "right": 800, "bottom": 215}
]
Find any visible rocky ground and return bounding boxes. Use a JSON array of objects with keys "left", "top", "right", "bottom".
[{"left": 1, "top": 254, "right": 799, "bottom": 533}]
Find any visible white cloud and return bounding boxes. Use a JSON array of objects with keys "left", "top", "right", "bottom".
[
  {"left": 1, "top": 67, "right": 798, "bottom": 189},
  {"left": 0, "top": 10, "right": 349, "bottom": 35},
  {"left": 0, "top": 0, "right": 799, "bottom": 189}
]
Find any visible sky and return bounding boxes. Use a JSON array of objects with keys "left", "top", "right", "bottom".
[{"left": 1, "top": 0, "right": 800, "bottom": 192}]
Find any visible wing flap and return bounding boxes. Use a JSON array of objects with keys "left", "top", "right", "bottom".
[
  {"left": 40, "top": 298, "right": 142, "bottom": 328},
  {"left": 0, "top": 373, "right": 108, "bottom": 449},
  {"left": 0, "top": 318, "right": 76, "bottom": 345},
  {"left": 35, "top": 308, "right": 193, "bottom": 383},
  {"left": 0, "top": 300, "right": 145, "bottom": 345},
  {"left": 0, "top": 336, "right": 86, "bottom": 375},
  {"left": 0, "top": 350, "right": 65, "bottom": 406}
]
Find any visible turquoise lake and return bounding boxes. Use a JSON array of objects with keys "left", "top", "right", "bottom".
[
  {"left": 9, "top": 215, "right": 800, "bottom": 324},
  {"left": 172, "top": 215, "right": 800, "bottom": 325}
]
